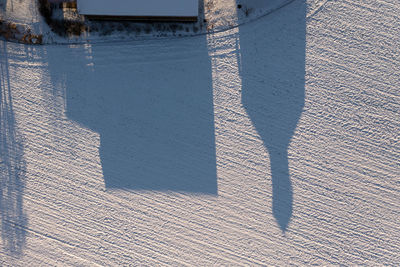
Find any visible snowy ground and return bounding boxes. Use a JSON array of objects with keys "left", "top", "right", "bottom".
[{"left": 1, "top": 0, "right": 400, "bottom": 265}]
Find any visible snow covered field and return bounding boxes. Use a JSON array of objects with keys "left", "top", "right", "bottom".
[{"left": 1, "top": 0, "right": 399, "bottom": 265}]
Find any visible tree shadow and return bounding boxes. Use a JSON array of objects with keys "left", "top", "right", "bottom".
[
  {"left": 236, "top": 0, "right": 306, "bottom": 231},
  {"left": 0, "top": 41, "right": 27, "bottom": 255},
  {"left": 46, "top": 35, "right": 217, "bottom": 194}
]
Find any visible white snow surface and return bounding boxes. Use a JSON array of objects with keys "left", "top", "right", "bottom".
[{"left": 1, "top": 0, "right": 400, "bottom": 265}]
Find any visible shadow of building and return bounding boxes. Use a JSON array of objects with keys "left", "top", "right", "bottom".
[{"left": 46, "top": 35, "right": 217, "bottom": 194}]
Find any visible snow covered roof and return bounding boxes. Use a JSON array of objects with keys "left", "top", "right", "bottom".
[
  {"left": 77, "top": 0, "right": 198, "bottom": 19},
  {"left": 48, "top": 0, "right": 74, "bottom": 3}
]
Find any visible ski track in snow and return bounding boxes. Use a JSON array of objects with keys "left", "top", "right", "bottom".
[{"left": 1, "top": 0, "right": 399, "bottom": 265}]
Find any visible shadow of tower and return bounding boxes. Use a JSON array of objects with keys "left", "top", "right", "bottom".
[{"left": 236, "top": 0, "right": 306, "bottom": 231}]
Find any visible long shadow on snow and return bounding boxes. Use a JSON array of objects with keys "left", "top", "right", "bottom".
[
  {"left": 0, "top": 41, "right": 27, "bottom": 255},
  {"left": 47, "top": 36, "right": 217, "bottom": 194},
  {"left": 236, "top": 0, "right": 306, "bottom": 231}
]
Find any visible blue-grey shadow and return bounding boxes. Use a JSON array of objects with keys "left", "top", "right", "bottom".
[
  {"left": 46, "top": 35, "right": 217, "bottom": 194},
  {"left": 0, "top": 41, "right": 27, "bottom": 255},
  {"left": 0, "top": 0, "right": 6, "bottom": 11},
  {"left": 236, "top": 0, "right": 306, "bottom": 231}
]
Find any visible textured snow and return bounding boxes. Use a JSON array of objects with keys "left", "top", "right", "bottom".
[{"left": 1, "top": 0, "right": 399, "bottom": 265}]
